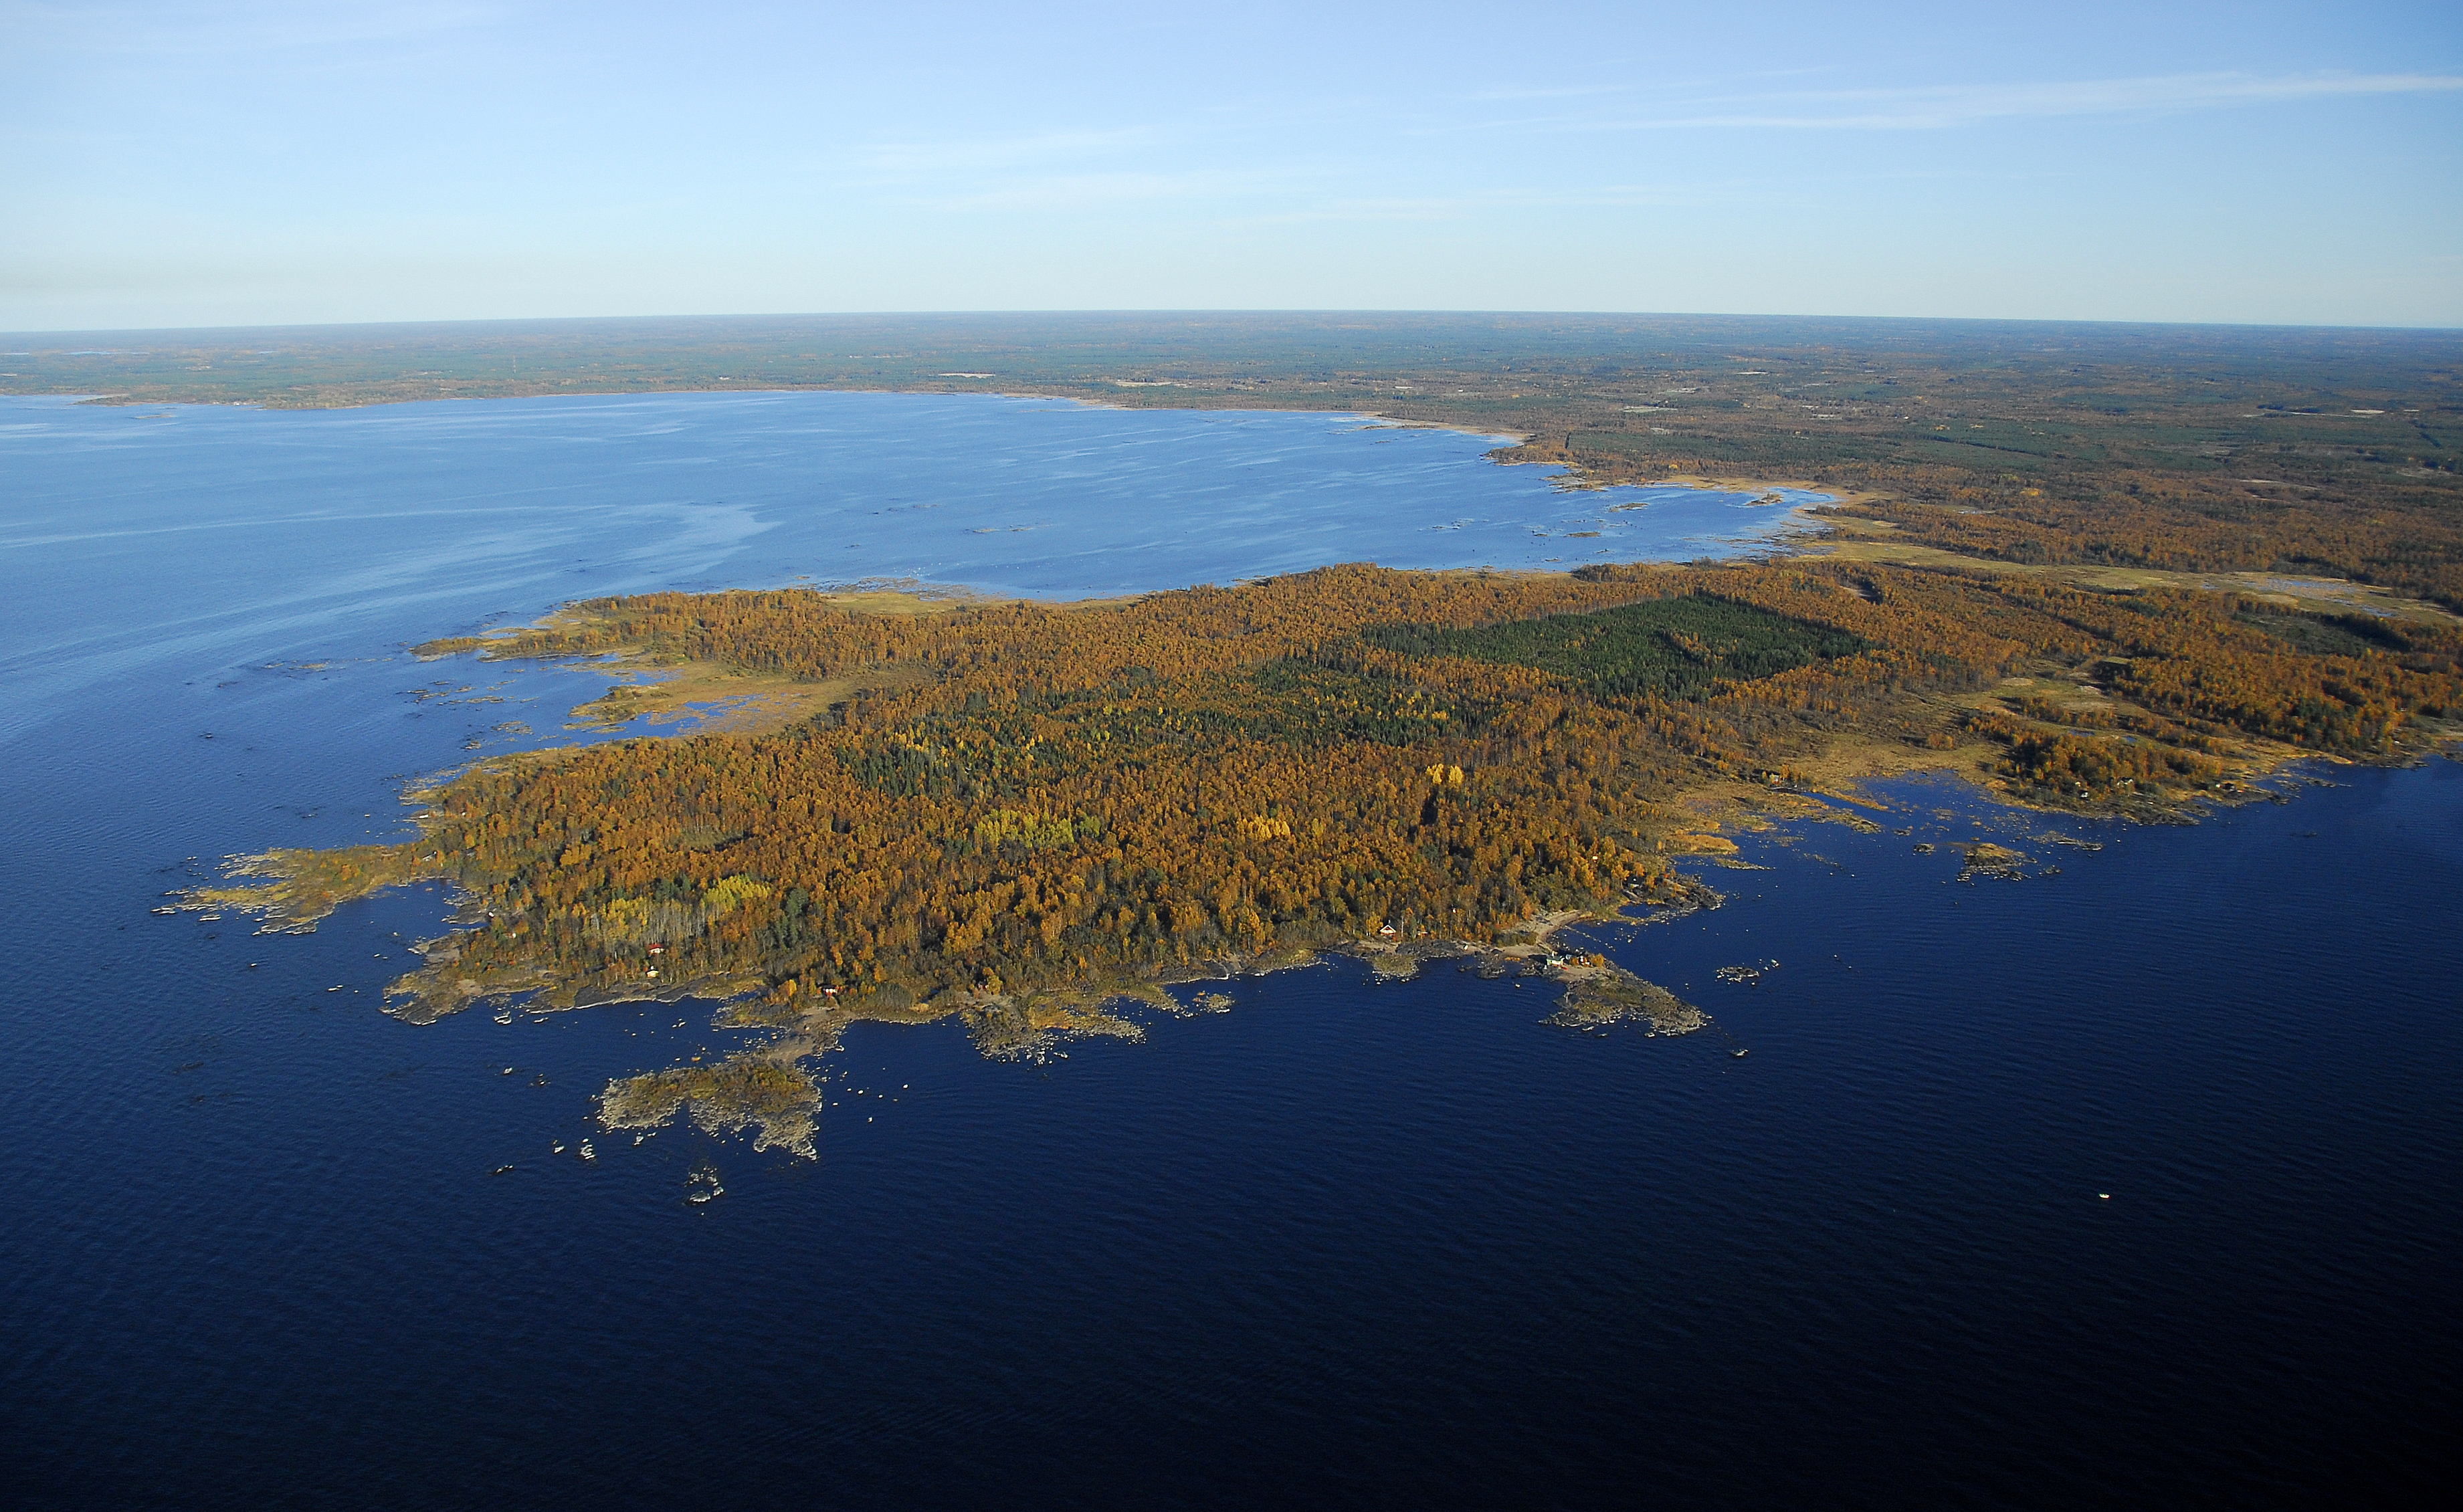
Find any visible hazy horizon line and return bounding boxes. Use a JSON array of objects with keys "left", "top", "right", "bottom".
[{"left": 7, "top": 308, "right": 2460, "bottom": 340}]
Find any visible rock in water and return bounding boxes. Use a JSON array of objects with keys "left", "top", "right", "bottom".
[
  {"left": 1957, "top": 841, "right": 2030, "bottom": 882},
  {"left": 1545, "top": 966, "right": 1708, "bottom": 1036}
]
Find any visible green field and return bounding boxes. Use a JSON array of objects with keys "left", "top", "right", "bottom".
[{"left": 1362, "top": 594, "right": 1872, "bottom": 699}]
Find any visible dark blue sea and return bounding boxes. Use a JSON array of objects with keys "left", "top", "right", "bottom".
[{"left": 2, "top": 393, "right": 2456, "bottom": 1508}]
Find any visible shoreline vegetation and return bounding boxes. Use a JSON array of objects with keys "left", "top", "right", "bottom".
[{"left": 181, "top": 558, "right": 2463, "bottom": 1156}]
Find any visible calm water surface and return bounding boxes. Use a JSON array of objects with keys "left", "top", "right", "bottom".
[
  {"left": 0, "top": 391, "right": 1818, "bottom": 747},
  {"left": 1, "top": 394, "right": 2454, "bottom": 1507}
]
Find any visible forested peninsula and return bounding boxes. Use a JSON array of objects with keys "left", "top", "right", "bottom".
[
  {"left": 186, "top": 557, "right": 2462, "bottom": 1151},
  {"left": 102, "top": 313, "right": 2454, "bottom": 1150}
]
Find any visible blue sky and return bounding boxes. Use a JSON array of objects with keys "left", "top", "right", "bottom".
[{"left": 5, "top": 1, "right": 2458, "bottom": 330}]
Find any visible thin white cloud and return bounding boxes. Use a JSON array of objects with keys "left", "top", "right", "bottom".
[
  {"left": 1545, "top": 71, "right": 2463, "bottom": 132},
  {"left": 855, "top": 128, "right": 1159, "bottom": 179},
  {"left": 1464, "top": 65, "right": 1832, "bottom": 106},
  {"left": 1224, "top": 183, "right": 1721, "bottom": 227},
  {"left": 908, "top": 167, "right": 1326, "bottom": 215},
  {"left": 1465, "top": 82, "right": 1635, "bottom": 104}
]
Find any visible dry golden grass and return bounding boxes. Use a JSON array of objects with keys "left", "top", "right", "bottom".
[
  {"left": 179, "top": 845, "right": 448, "bottom": 934},
  {"left": 1804, "top": 518, "right": 2459, "bottom": 625},
  {"left": 561, "top": 655, "right": 934, "bottom": 736}
]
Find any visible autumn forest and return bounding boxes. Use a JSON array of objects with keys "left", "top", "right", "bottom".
[{"left": 201, "top": 556, "right": 2460, "bottom": 1038}]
